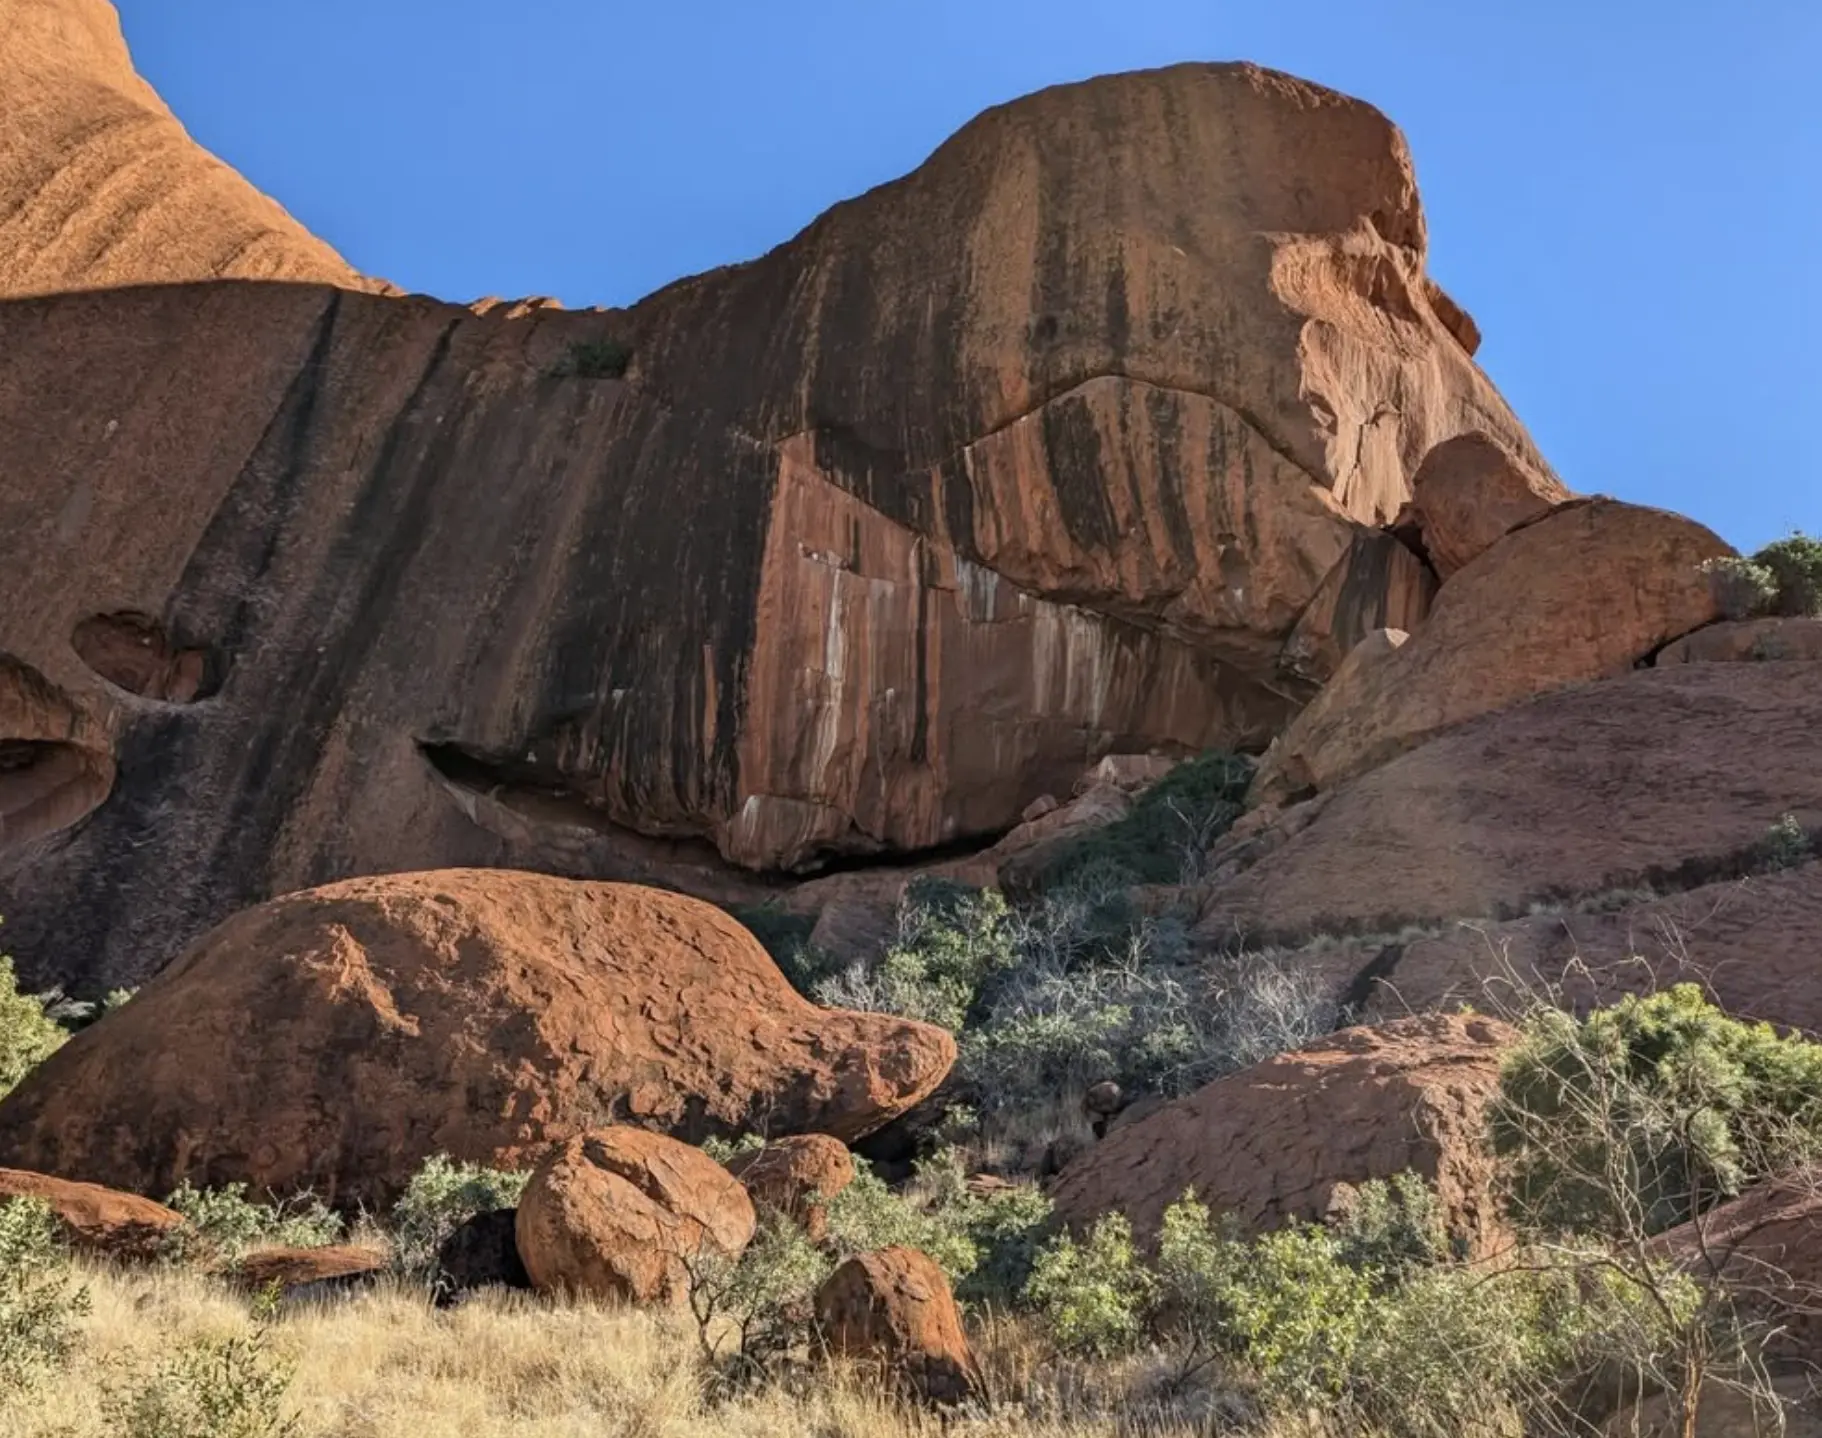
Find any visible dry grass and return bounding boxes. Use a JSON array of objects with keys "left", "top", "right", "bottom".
[{"left": 0, "top": 1261, "right": 1269, "bottom": 1438}]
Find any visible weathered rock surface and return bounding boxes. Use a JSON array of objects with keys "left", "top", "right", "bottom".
[
  {"left": 0, "top": 0, "right": 381, "bottom": 296},
  {"left": 813, "top": 1248, "right": 984, "bottom": 1405},
  {"left": 1396, "top": 431, "right": 1571, "bottom": 579},
  {"left": 1279, "top": 532, "right": 1435, "bottom": 684},
  {"left": 1203, "top": 662, "right": 1822, "bottom": 947},
  {"left": 232, "top": 1244, "right": 387, "bottom": 1294},
  {"left": 1313, "top": 859, "right": 1822, "bottom": 1036},
  {"left": 726, "top": 1134, "right": 855, "bottom": 1241},
  {"left": 1656, "top": 617, "right": 1822, "bottom": 665},
  {"left": 515, "top": 1128, "right": 756, "bottom": 1304},
  {"left": 1655, "top": 1169, "right": 1822, "bottom": 1356},
  {"left": 0, "top": 1166, "right": 181, "bottom": 1259},
  {"left": 1049, "top": 1014, "right": 1514, "bottom": 1258},
  {"left": 0, "top": 871, "right": 955, "bottom": 1206},
  {"left": 1250, "top": 500, "right": 1730, "bottom": 805},
  {"left": 0, "top": 40, "right": 1547, "bottom": 992}
]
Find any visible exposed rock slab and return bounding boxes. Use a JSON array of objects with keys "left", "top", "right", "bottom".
[
  {"left": 1656, "top": 617, "right": 1822, "bottom": 665},
  {"left": 0, "top": 1165, "right": 181, "bottom": 1259},
  {"left": 726, "top": 1134, "right": 854, "bottom": 1241},
  {"left": 1203, "top": 663, "right": 1822, "bottom": 946},
  {"left": 1251, "top": 499, "right": 1729, "bottom": 805},
  {"left": 0, "top": 0, "right": 381, "bottom": 296},
  {"left": 0, "top": 53, "right": 1547, "bottom": 991},
  {"left": 516, "top": 1128, "right": 755, "bottom": 1305},
  {"left": 232, "top": 1244, "right": 387, "bottom": 1294},
  {"left": 0, "top": 871, "right": 955, "bottom": 1206},
  {"left": 813, "top": 1248, "right": 984, "bottom": 1405},
  {"left": 1049, "top": 1014, "right": 1514, "bottom": 1258}
]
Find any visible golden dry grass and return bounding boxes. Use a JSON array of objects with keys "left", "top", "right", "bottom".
[{"left": 0, "top": 1261, "right": 1256, "bottom": 1438}]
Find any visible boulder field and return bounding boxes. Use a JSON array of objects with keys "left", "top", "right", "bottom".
[{"left": 0, "top": 8, "right": 1556, "bottom": 993}]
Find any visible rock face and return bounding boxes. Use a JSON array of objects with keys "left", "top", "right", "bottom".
[
  {"left": 1396, "top": 432, "right": 1571, "bottom": 579},
  {"left": 0, "top": 0, "right": 381, "bottom": 296},
  {"left": 1049, "top": 1014, "right": 1515, "bottom": 1258},
  {"left": 727, "top": 1134, "right": 855, "bottom": 1241},
  {"left": 1656, "top": 617, "right": 1822, "bottom": 665},
  {"left": 0, "top": 1166, "right": 182, "bottom": 1259},
  {"left": 1655, "top": 1170, "right": 1822, "bottom": 1356},
  {"left": 813, "top": 1248, "right": 984, "bottom": 1405},
  {"left": 0, "top": 34, "right": 1549, "bottom": 992},
  {"left": 1203, "top": 662, "right": 1822, "bottom": 947},
  {"left": 515, "top": 1128, "right": 756, "bottom": 1305},
  {"left": 1250, "top": 500, "right": 1731, "bottom": 805},
  {"left": 0, "top": 871, "right": 956, "bottom": 1206}
]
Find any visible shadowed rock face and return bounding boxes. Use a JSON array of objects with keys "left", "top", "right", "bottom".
[{"left": 0, "top": 30, "right": 1546, "bottom": 990}]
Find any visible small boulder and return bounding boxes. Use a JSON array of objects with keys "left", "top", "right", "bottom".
[
  {"left": 233, "top": 1244, "right": 387, "bottom": 1296},
  {"left": 814, "top": 1247, "right": 984, "bottom": 1406},
  {"left": 1398, "top": 432, "right": 1571, "bottom": 579},
  {"left": 515, "top": 1127, "right": 756, "bottom": 1304},
  {"left": 434, "top": 1208, "right": 531, "bottom": 1299},
  {"left": 726, "top": 1135, "right": 854, "bottom": 1241},
  {"left": 0, "top": 871, "right": 956, "bottom": 1207},
  {"left": 0, "top": 1167, "right": 182, "bottom": 1261},
  {"left": 1050, "top": 1014, "right": 1515, "bottom": 1257}
]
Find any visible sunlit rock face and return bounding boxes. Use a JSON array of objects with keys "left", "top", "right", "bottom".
[{"left": 0, "top": 31, "right": 1547, "bottom": 990}]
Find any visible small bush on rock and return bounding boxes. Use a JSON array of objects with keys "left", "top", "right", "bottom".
[
  {"left": 163, "top": 1181, "right": 344, "bottom": 1263},
  {"left": 1754, "top": 811, "right": 1813, "bottom": 872},
  {"left": 390, "top": 1154, "right": 530, "bottom": 1275},
  {"left": 1753, "top": 532, "right": 1822, "bottom": 616},
  {"left": 1703, "top": 555, "right": 1780, "bottom": 620},
  {"left": 552, "top": 337, "right": 632, "bottom": 380},
  {"left": 0, "top": 1196, "right": 90, "bottom": 1392},
  {"left": 1491, "top": 983, "right": 1822, "bottom": 1236}
]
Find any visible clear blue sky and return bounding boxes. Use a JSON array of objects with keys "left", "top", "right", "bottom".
[{"left": 118, "top": 0, "right": 1819, "bottom": 552}]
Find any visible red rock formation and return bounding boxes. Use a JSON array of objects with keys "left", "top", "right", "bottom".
[
  {"left": 1202, "top": 662, "right": 1822, "bottom": 950},
  {"left": 1251, "top": 500, "right": 1730, "bottom": 805},
  {"left": 1656, "top": 617, "right": 1822, "bottom": 665},
  {"left": 726, "top": 1134, "right": 855, "bottom": 1241},
  {"left": 0, "top": 1166, "right": 182, "bottom": 1259},
  {"left": 1049, "top": 1013, "right": 1514, "bottom": 1259},
  {"left": 813, "top": 1248, "right": 985, "bottom": 1405},
  {"left": 1397, "top": 432, "right": 1571, "bottom": 579},
  {"left": 0, "top": 0, "right": 383, "bottom": 295},
  {"left": 0, "top": 19, "right": 1550, "bottom": 991},
  {"left": 0, "top": 871, "right": 955, "bottom": 1206},
  {"left": 515, "top": 1128, "right": 756, "bottom": 1305},
  {"left": 232, "top": 1245, "right": 387, "bottom": 1293}
]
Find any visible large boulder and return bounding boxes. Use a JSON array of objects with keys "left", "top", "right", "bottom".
[
  {"left": 0, "top": 40, "right": 1549, "bottom": 993},
  {"left": 726, "top": 1134, "right": 855, "bottom": 1241},
  {"left": 1205, "top": 662, "right": 1822, "bottom": 948},
  {"left": 1049, "top": 1014, "right": 1515, "bottom": 1258},
  {"left": 0, "top": 0, "right": 382, "bottom": 295},
  {"left": 0, "top": 871, "right": 956, "bottom": 1206},
  {"left": 813, "top": 1248, "right": 984, "bottom": 1405},
  {"left": 1251, "top": 499, "right": 1730, "bottom": 805},
  {"left": 515, "top": 1128, "right": 756, "bottom": 1305},
  {"left": 0, "top": 1166, "right": 181, "bottom": 1260},
  {"left": 231, "top": 1245, "right": 387, "bottom": 1297},
  {"left": 1396, "top": 431, "right": 1571, "bottom": 579}
]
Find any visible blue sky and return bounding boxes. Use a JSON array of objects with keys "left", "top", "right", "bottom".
[{"left": 118, "top": 0, "right": 1819, "bottom": 551}]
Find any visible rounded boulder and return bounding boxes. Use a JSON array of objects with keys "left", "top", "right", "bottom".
[
  {"left": 726, "top": 1134, "right": 854, "bottom": 1241},
  {"left": 814, "top": 1247, "right": 984, "bottom": 1406},
  {"left": 515, "top": 1127, "right": 755, "bottom": 1305}
]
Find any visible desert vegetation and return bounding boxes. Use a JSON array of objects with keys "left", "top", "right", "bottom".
[{"left": 1704, "top": 531, "right": 1822, "bottom": 620}]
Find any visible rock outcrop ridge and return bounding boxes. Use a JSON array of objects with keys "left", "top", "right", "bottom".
[{"left": 0, "top": 21, "right": 1549, "bottom": 991}]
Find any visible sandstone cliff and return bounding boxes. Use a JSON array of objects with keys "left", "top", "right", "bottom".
[{"left": 0, "top": 13, "right": 1548, "bottom": 990}]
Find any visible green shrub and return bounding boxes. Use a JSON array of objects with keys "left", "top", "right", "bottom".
[
  {"left": 1753, "top": 532, "right": 1822, "bottom": 617},
  {"left": 0, "top": 1196, "right": 90, "bottom": 1392},
  {"left": 0, "top": 941, "right": 65, "bottom": 1102},
  {"left": 814, "top": 882, "right": 1019, "bottom": 1033},
  {"left": 1491, "top": 984, "right": 1822, "bottom": 1236},
  {"left": 729, "top": 903, "right": 837, "bottom": 996},
  {"left": 1036, "top": 751, "right": 1254, "bottom": 890},
  {"left": 683, "top": 1214, "right": 832, "bottom": 1378},
  {"left": 163, "top": 1182, "right": 343, "bottom": 1264},
  {"left": 102, "top": 1329, "right": 300, "bottom": 1438},
  {"left": 1702, "top": 555, "right": 1780, "bottom": 620},
  {"left": 1755, "top": 812, "right": 1813, "bottom": 872},
  {"left": 389, "top": 1154, "right": 529, "bottom": 1274},
  {"left": 1023, "top": 1212, "right": 1154, "bottom": 1356},
  {"left": 553, "top": 337, "right": 632, "bottom": 380},
  {"left": 1328, "top": 1171, "right": 1455, "bottom": 1279}
]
